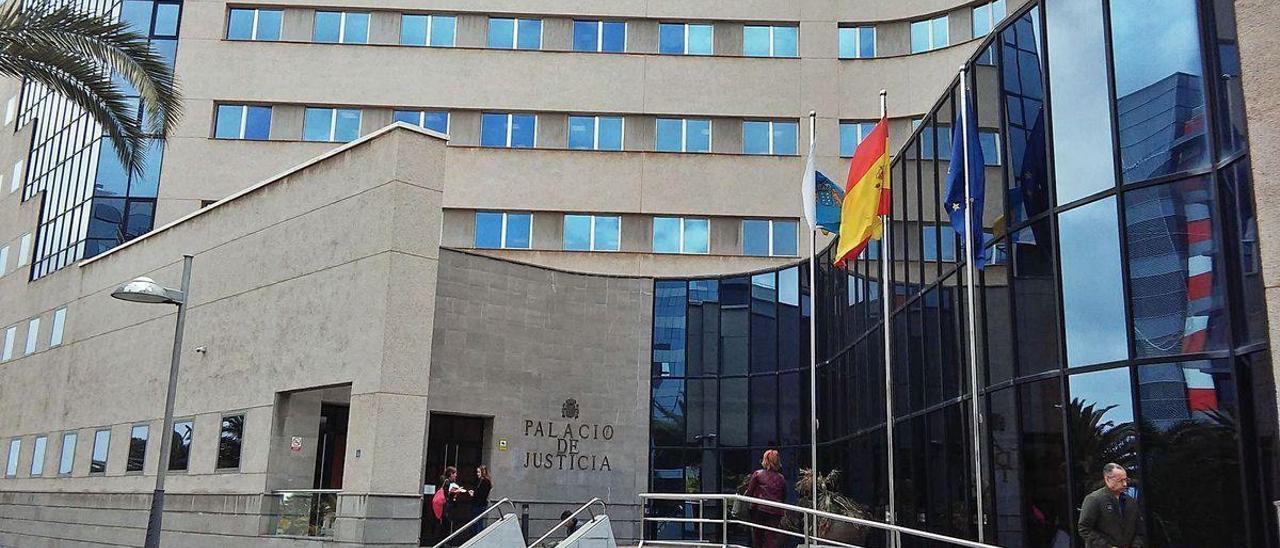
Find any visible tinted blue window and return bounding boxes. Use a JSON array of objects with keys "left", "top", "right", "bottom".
[
  {"left": 120, "top": 0, "right": 152, "bottom": 35},
  {"left": 743, "top": 220, "right": 770, "bottom": 255},
  {"left": 504, "top": 213, "right": 532, "bottom": 248},
  {"left": 152, "top": 39, "right": 176, "bottom": 68},
  {"left": 334, "top": 109, "right": 360, "bottom": 141},
  {"left": 686, "top": 120, "right": 711, "bottom": 152},
  {"left": 659, "top": 23, "right": 684, "bottom": 54},
  {"left": 129, "top": 140, "right": 163, "bottom": 198},
  {"left": 743, "top": 121, "right": 770, "bottom": 154},
  {"left": 487, "top": 18, "right": 514, "bottom": 48},
  {"left": 598, "top": 117, "right": 623, "bottom": 150},
  {"left": 510, "top": 114, "right": 536, "bottom": 147},
  {"left": 911, "top": 20, "right": 931, "bottom": 53},
  {"left": 393, "top": 110, "right": 419, "bottom": 125},
  {"left": 424, "top": 111, "right": 448, "bottom": 133},
  {"left": 688, "top": 24, "right": 712, "bottom": 55},
  {"left": 516, "top": 19, "right": 541, "bottom": 50},
  {"left": 840, "top": 122, "right": 872, "bottom": 156},
  {"left": 343, "top": 13, "right": 369, "bottom": 44},
  {"left": 772, "top": 122, "right": 797, "bottom": 155},
  {"left": 601, "top": 22, "right": 625, "bottom": 52},
  {"left": 474, "top": 212, "right": 503, "bottom": 248},
  {"left": 838, "top": 27, "right": 857, "bottom": 59},
  {"left": 859, "top": 27, "right": 875, "bottom": 58},
  {"left": 655, "top": 119, "right": 683, "bottom": 152},
  {"left": 430, "top": 16, "right": 455, "bottom": 46},
  {"left": 568, "top": 116, "right": 595, "bottom": 149},
  {"left": 313, "top": 11, "right": 340, "bottom": 43},
  {"left": 932, "top": 17, "right": 949, "bottom": 47},
  {"left": 595, "top": 216, "right": 620, "bottom": 250},
  {"left": 94, "top": 142, "right": 128, "bottom": 197},
  {"left": 979, "top": 131, "right": 1000, "bottom": 166},
  {"left": 923, "top": 226, "right": 957, "bottom": 261},
  {"left": 1110, "top": 0, "right": 1208, "bottom": 183},
  {"left": 214, "top": 105, "right": 242, "bottom": 139},
  {"left": 227, "top": 9, "right": 254, "bottom": 40},
  {"left": 683, "top": 219, "right": 709, "bottom": 253},
  {"left": 772, "top": 221, "right": 797, "bottom": 255},
  {"left": 743, "top": 26, "right": 771, "bottom": 57},
  {"left": 480, "top": 113, "right": 508, "bottom": 146},
  {"left": 256, "top": 10, "right": 281, "bottom": 40},
  {"left": 974, "top": 4, "right": 992, "bottom": 36},
  {"left": 303, "top": 108, "right": 331, "bottom": 141},
  {"left": 1047, "top": 0, "right": 1116, "bottom": 204},
  {"left": 244, "top": 106, "right": 271, "bottom": 140},
  {"left": 564, "top": 215, "right": 592, "bottom": 250},
  {"left": 774, "top": 26, "right": 797, "bottom": 57},
  {"left": 573, "top": 21, "right": 598, "bottom": 52},
  {"left": 1060, "top": 196, "right": 1128, "bottom": 366},
  {"left": 400, "top": 14, "right": 427, "bottom": 45},
  {"left": 653, "top": 217, "right": 681, "bottom": 253},
  {"left": 153, "top": 3, "right": 179, "bottom": 36}
]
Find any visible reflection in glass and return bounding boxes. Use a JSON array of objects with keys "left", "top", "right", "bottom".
[
  {"left": 1045, "top": 0, "right": 1116, "bottom": 204},
  {"left": 169, "top": 420, "right": 193, "bottom": 471},
  {"left": 720, "top": 379, "right": 748, "bottom": 446},
  {"left": 1068, "top": 367, "right": 1136, "bottom": 515},
  {"left": 1222, "top": 160, "right": 1265, "bottom": 344},
  {"left": 91, "top": 429, "right": 110, "bottom": 473},
  {"left": 686, "top": 379, "right": 718, "bottom": 446},
  {"left": 218, "top": 415, "right": 244, "bottom": 470},
  {"left": 1110, "top": 0, "right": 1208, "bottom": 183},
  {"left": 749, "top": 376, "right": 777, "bottom": 445},
  {"left": 1211, "top": 0, "right": 1247, "bottom": 157},
  {"left": 751, "top": 273, "right": 777, "bottom": 374},
  {"left": 1000, "top": 9, "right": 1049, "bottom": 228},
  {"left": 128, "top": 425, "right": 148, "bottom": 472},
  {"left": 721, "top": 278, "right": 749, "bottom": 376},
  {"left": 653, "top": 281, "right": 687, "bottom": 378},
  {"left": 1059, "top": 197, "right": 1127, "bottom": 367},
  {"left": 59, "top": 433, "right": 75, "bottom": 474},
  {"left": 1011, "top": 219, "right": 1058, "bottom": 376},
  {"left": 1124, "top": 178, "right": 1226, "bottom": 357},
  {"left": 652, "top": 379, "right": 686, "bottom": 446}
]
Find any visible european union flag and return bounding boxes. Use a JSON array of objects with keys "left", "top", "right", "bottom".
[
  {"left": 943, "top": 98, "right": 986, "bottom": 269},
  {"left": 815, "top": 171, "right": 844, "bottom": 234}
]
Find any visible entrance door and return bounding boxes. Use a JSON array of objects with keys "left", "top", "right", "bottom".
[{"left": 420, "top": 413, "right": 488, "bottom": 546}]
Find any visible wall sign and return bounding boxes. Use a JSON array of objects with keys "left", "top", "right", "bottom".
[
  {"left": 290, "top": 436, "right": 303, "bottom": 453},
  {"left": 523, "top": 399, "right": 614, "bottom": 471}
]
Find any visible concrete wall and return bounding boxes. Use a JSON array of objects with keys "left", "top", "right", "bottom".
[{"left": 427, "top": 250, "right": 653, "bottom": 542}]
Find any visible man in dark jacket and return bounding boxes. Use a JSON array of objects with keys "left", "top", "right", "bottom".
[{"left": 1078, "top": 463, "right": 1144, "bottom": 548}]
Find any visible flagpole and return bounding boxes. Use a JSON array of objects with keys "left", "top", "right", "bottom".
[
  {"left": 958, "top": 65, "right": 987, "bottom": 543},
  {"left": 806, "top": 110, "right": 820, "bottom": 548},
  {"left": 877, "top": 89, "right": 898, "bottom": 548}
]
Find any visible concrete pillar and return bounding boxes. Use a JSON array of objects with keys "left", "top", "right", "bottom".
[{"left": 265, "top": 390, "right": 323, "bottom": 491}]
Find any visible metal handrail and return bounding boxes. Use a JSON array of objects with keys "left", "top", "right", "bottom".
[
  {"left": 271, "top": 489, "right": 343, "bottom": 494},
  {"left": 528, "top": 498, "right": 607, "bottom": 548},
  {"left": 638, "top": 492, "right": 1000, "bottom": 548},
  {"left": 431, "top": 497, "right": 518, "bottom": 548}
]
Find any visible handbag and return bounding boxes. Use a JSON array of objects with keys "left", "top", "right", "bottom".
[{"left": 733, "top": 471, "right": 755, "bottom": 518}]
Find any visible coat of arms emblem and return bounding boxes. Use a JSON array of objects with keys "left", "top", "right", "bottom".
[{"left": 562, "top": 398, "right": 580, "bottom": 419}]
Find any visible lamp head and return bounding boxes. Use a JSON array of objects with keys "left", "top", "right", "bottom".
[{"left": 111, "top": 277, "right": 183, "bottom": 304}]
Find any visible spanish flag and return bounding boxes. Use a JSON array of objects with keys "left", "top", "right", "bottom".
[{"left": 834, "top": 117, "right": 891, "bottom": 266}]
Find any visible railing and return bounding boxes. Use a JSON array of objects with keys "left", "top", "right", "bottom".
[
  {"left": 267, "top": 489, "right": 340, "bottom": 538},
  {"left": 431, "top": 498, "right": 519, "bottom": 548},
  {"left": 528, "top": 498, "right": 607, "bottom": 548},
  {"left": 638, "top": 493, "right": 999, "bottom": 548}
]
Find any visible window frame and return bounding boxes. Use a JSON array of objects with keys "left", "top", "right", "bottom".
[
  {"left": 5, "top": 438, "right": 19, "bottom": 477},
  {"left": 563, "top": 214, "right": 622, "bottom": 252},
  {"left": 89, "top": 429, "right": 110, "bottom": 475},
  {"left": 742, "top": 219, "right": 800, "bottom": 257},
  {"left": 660, "top": 22, "right": 714, "bottom": 55},
  {"left": 475, "top": 211, "right": 533, "bottom": 250},
  {"left": 227, "top": 8, "right": 282, "bottom": 41},
  {"left": 743, "top": 25, "right": 798, "bottom": 58},
  {"left": 49, "top": 307, "right": 66, "bottom": 347},
  {"left": 482, "top": 113, "right": 538, "bottom": 148},
  {"left": 24, "top": 317, "right": 38, "bottom": 355},
  {"left": 169, "top": 419, "right": 194, "bottom": 472},
  {"left": 58, "top": 432, "right": 75, "bottom": 475},
  {"left": 2, "top": 325, "right": 14, "bottom": 362},
  {"left": 838, "top": 25, "right": 876, "bottom": 59},
  {"left": 126, "top": 424, "right": 148, "bottom": 473},
  {"left": 400, "top": 13, "right": 457, "bottom": 47},
  {"left": 393, "top": 110, "right": 450, "bottom": 134},
  {"left": 568, "top": 115, "right": 625, "bottom": 151},
  {"left": 303, "top": 107, "right": 362, "bottom": 143},
  {"left": 742, "top": 120, "right": 798, "bottom": 155},
  {"left": 17, "top": 232, "right": 30, "bottom": 266},
  {"left": 216, "top": 413, "right": 245, "bottom": 471},
  {"left": 215, "top": 104, "right": 272, "bottom": 140},
  {"left": 653, "top": 217, "right": 711, "bottom": 255},
  {"left": 0, "top": 244, "right": 8, "bottom": 276},
  {"left": 29, "top": 435, "right": 46, "bottom": 476},
  {"left": 910, "top": 15, "right": 950, "bottom": 53},
  {"left": 489, "top": 17, "right": 543, "bottom": 50},
  {"left": 971, "top": 0, "right": 1007, "bottom": 38},
  {"left": 573, "top": 20, "right": 627, "bottom": 52},
  {"left": 656, "top": 118, "right": 712, "bottom": 153},
  {"left": 313, "top": 11, "right": 370, "bottom": 44}
]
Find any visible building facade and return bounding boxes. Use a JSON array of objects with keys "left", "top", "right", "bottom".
[{"left": 0, "top": 0, "right": 1275, "bottom": 547}]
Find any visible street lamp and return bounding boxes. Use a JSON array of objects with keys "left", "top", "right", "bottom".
[{"left": 111, "top": 254, "right": 193, "bottom": 548}]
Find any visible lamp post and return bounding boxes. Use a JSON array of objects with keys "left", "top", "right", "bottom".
[{"left": 111, "top": 254, "right": 193, "bottom": 548}]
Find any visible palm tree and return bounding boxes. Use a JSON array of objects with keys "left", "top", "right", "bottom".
[{"left": 0, "top": 0, "right": 181, "bottom": 175}]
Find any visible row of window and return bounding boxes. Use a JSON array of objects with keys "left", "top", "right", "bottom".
[
  {"left": 474, "top": 212, "right": 802, "bottom": 257},
  {"left": 0, "top": 231, "right": 32, "bottom": 278},
  {"left": 3, "top": 414, "right": 243, "bottom": 478},
  {"left": 1, "top": 307, "right": 67, "bottom": 362},
  {"left": 226, "top": 3, "right": 1007, "bottom": 58}
]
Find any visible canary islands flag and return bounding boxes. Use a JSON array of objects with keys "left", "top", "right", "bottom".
[{"left": 834, "top": 118, "right": 891, "bottom": 266}]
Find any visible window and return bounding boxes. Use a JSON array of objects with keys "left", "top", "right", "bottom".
[
  {"left": 29, "top": 436, "right": 46, "bottom": 476},
  {"left": 488, "top": 18, "right": 541, "bottom": 50},
  {"left": 4, "top": 95, "right": 15, "bottom": 125},
  {"left": 480, "top": 113, "right": 536, "bottom": 148},
  {"left": 24, "top": 318, "right": 38, "bottom": 355},
  {"left": 392, "top": 110, "right": 449, "bottom": 134},
  {"left": 922, "top": 226, "right": 957, "bottom": 261},
  {"left": 303, "top": 108, "right": 361, "bottom": 142},
  {"left": 838, "top": 26, "right": 876, "bottom": 59},
  {"left": 979, "top": 131, "right": 1001, "bottom": 166},
  {"left": 2, "top": 326, "right": 13, "bottom": 362},
  {"left": 218, "top": 414, "right": 244, "bottom": 470},
  {"left": 742, "top": 220, "right": 799, "bottom": 256},
  {"left": 400, "top": 14, "right": 456, "bottom": 47},
  {"left": 653, "top": 217, "right": 710, "bottom": 254},
  {"left": 910, "top": 16, "right": 949, "bottom": 53},
  {"left": 474, "top": 212, "right": 532, "bottom": 249},
  {"left": 659, "top": 23, "right": 713, "bottom": 55},
  {"left": 313, "top": 11, "right": 369, "bottom": 44},
  {"left": 655, "top": 118, "right": 711, "bottom": 153},
  {"left": 839, "top": 121, "right": 875, "bottom": 156},
  {"left": 5, "top": 439, "right": 18, "bottom": 476},
  {"left": 90, "top": 429, "right": 110, "bottom": 474},
  {"left": 16, "top": 232, "right": 30, "bottom": 266},
  {"left": 972, "top": 0, "right": 1007, "bottom": 37},
  {"left": 564, "top": 215, "right": 621, "bottom": 251},
  {"left": 10, "top": 159, "right": 22, "bottom": 193},
  {"left": 743, "top": 25, "right": 797, "bottom": 57},
  {"left": 226, "top": 8, "right": 281, "bottom": 41},
  {"left": 568, "top": 116, "right": 624, "bottom": 151},
  {"left": 49, "top": 308, "right": 66, "bottom": 347},
  {"left": 573, "top": 20, "right": 625, "bottom": 52},
  {"left": 214, "top": 104, "right": 271, "bottom": 140},
  {"left": 127, "top": 425, "right": 148, "bottom": 472},
  {"left": 0, "top": 245, "right": 8, "bottom": 276},
  {"left": 169, "top": 420, "right": 193, "bottom": 471},
  {"left": 58, "top": 433, "right": 75, "bottom": 475},
  {"left": 742, "top": 121, "right": 798, "bottom": 155}
]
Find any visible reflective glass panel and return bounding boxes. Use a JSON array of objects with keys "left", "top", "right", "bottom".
[
  {"left": 90, "top": 430, "right": 110, "bottom": 473},
  {"left": 487, "top": 18, "right": 514, "bottom": 48},
  {"left": 859, "top": 27, "right": 875, "bottom": 58},
  {"left": 838, "top": 27, "right": 857, "bottom": 59},
  {"left": 750, "top": 376, "right": 778, "bottom": 445},
  {"left": 58, "top": 433, "right": 75, "bottom": 474},
  {"left": 742, "top": 220, "right": 769, "bottom": 256},
  {"left": 227, "top": 9, "right": 255, "bottom": 40},
  {"left": 312, "top": 11, "right": 340, "bottom": 43},
  {"left": 601, "top": 22, "right": 626, "bottom": 52},
  {"left": 1046, "top": 0, "right": 1116, "bottom": 204},
  {"left": 504, "top": 213, "right": 531, "bottom": 248},
  {"left": 430, "top": 16, "right": 455, "bottom": 47},
  {"left": 568, "top": 116, "right": 595, "bottom": 150},
  {"left": 510, "top": 114, "right": 536, "bottom": 148},
  {"left": 1060, "top": 197, "right": 1128, "bottom": 367},
  {"left": 516, "top": 19, "right": 541, "bottom": 50},
  {"left": 564, "top": 214, "right": 592, "bottom": 250},
  {"left": 720, "top": 378, "right": 748, "bottom": 446},
  {"left": 302, "top": 108, "right": 332, "bottom": 141},
  {"left": 217, "top": 415, "right": 243, "bottom": 469},
  {"left": 772, "top": 221, "right": 797, "bottom": 256},
  {"left": 659, "top": 23, "right": 684, "bottom": 54},
  {"left": 910, "top": 20, "right": 930, "bottom": 53},
  {"left": 424, "top": 111, "right": 448, "bottom": 133},
  {"left": 169, "top": 420, "right": 192, "bottom": 471},
  {"left": 573, "top": 20, "right": 599, "bottom": 52},
  {"left": 932, "top": 17, "right": 949, "bottom": 48},
  {"left": 1068, "top": 367, "right": 1137, "bottom": 519},
  {"left": 655, "top": 119, "right": 683, "bottom": 152},
  {"left": 480, "top": 113, "right": 509, "bottom": 147},
  {"left": 127, "top": 425, "right": 147, "bottom": 472},
  {"left": 743, "top": 26, "right": 771, "bottom": 57},
  {"left": 244, "top": 106, "right": 271, "bottom": 140},
  {"left": 774, "top": 26, "right": 797, "bottom": 57},
  {"left": 598, "top": 117, "right": 624, "bottom": 150},
  {"left": 154, "top": 3, "right": 179, "bottom": 36},
  {"left": 256, "top": 10, "right": 281, "bottom": 40},
  {"left": 683, "top": 219, "right": 709, "bottom": 254},
  {"left": 595, "top": 216, "right": 620, "bottom": 251},
  {"left": 686, "top": 120, "right": 711, "bottom": 152},
  {"left": 401, "top": 14, "right": 427, "bottom": 45},
  {"left": 1110, "top": 0, "right": 1208, "bottom": 183},
  {"left": 653, "top": 217, "right": 681, "bottom": 253},
  {"left": 333, "top": 109, "right": 361, "bottom": 142},
  {"left": 214, "top": 105, "right": 242, "bottom": 139},
  {"left": 5, "top": 439, "right": 18, "bottom": 476},
  {"left": 742, "top": 122, "right": 770, "bottom": 155},
  {"left": 1212, "top": 0, "right": 1246, "bottom": 157},
  {"left": 474, "top": 212, "right": 503, "bottom": 249},
  {"left": 120, "top": 0, "right": 152, "bottom": 34},
  {"left": 30, "top": 436, "right": 45, "bottom": 476},
  {"left": 687, "top": 24, "right": 713, "bottom": 55},
  {"left": 342, "top": 13, "right": 369, "bottom": 44},
  {"left": 772, "top": 122, "right": 797, "bottom": 155}
]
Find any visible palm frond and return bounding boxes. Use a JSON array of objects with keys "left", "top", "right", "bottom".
[{"left": 0, "top": 0, "right": 182, "bottom": 176}]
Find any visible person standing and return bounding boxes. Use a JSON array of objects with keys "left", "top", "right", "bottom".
[
  {"left": 470, "top": 465, "right": 494, "bottom": 536},
  {"left": 743, "top": 450, "right": 786, "bottom": 548},
  {"left": 1078, "top": 463, "right": 1144, "bottom": 548}
]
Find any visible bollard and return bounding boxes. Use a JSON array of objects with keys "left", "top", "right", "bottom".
[{"left": 522, "top": 504, "right": 531, "bottom": 545}]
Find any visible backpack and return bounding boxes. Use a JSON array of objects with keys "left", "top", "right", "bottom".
[{"left": 432, "top": 487, "right": 446, "bottom": 520}]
